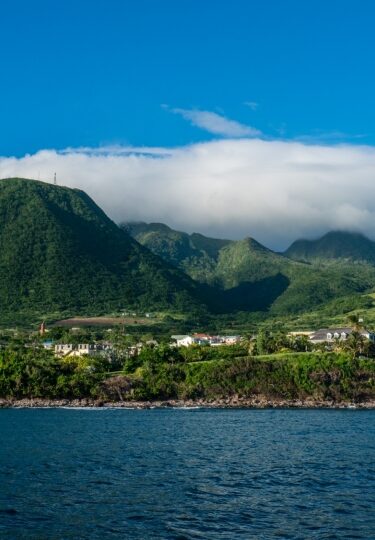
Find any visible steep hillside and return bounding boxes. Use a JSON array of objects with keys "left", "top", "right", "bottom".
[
  {"left": 285, "top": 231, "right": 375, "bottom": 264},
  {"left": 123, "top": 222, "right": 287, "bottom": 288},
  {"left": 125, "top": 222, "right": 375, "bottom": 314},
  {"left": 0, "top": 179, "right": 205, "bottom": 322},
  {"left": 0, "top": 185, "right": 372, "bottom": 324},
  {"left": 123, "top": 222, "right": 230, "bottom": 283}
]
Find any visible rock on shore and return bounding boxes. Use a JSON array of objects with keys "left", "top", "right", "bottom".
[{"left": 0, "top": 396, "right": 374, "bottom": 409}]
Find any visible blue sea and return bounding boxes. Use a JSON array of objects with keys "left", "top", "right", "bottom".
[{"left": 0, "top": 408, "right": 374, "bottom": 539}]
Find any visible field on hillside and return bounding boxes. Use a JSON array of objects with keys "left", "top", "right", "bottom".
[{"left": 53, "top": 316, "right": 160, "bottom": 327}]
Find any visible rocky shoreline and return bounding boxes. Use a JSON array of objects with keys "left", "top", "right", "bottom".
[{"left": 1, "top": 396, "right": 374, "bottom": 409}]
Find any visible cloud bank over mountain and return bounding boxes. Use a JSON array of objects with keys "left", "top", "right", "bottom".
[{"left": 1, "top": 139, "right": 375, "bottom": 250}]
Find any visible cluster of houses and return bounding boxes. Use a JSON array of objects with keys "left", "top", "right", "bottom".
[
  {"left": 54, "top": 343, "right": 113, "bottom": 357},
  {"left": 291, "top": 327, "right": 375, "bottom": 344},
  {"left": 48, "top": 334, "right": 243, "bottom": 358},
  {"left": 43, "top": 326, "right": 375, "bottom": 359},
  {"left": 170, "top": 327, "right": 375, "bottom": 349},
  {"left": 171, "top": 334, "right": 242, "bottom": 347}
]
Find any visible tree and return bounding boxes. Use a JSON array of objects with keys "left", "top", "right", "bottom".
[
  {"left": 273, "top": 332, "right": 289, "bottom": 352},
  {"left": 100, "top": 375, "right": 135, "bottom": 401},
  {"left": 344, "top": 331, "right": 365, "bottom": 360},
  {"left": 347, "top": 314, "right": 363, "bottom": 332},
  {"left": 255, "top": 330, "right": 271, "bottom": 355},
  {"left": 332, "top": 336, "right": 343, "bottom": 353}
]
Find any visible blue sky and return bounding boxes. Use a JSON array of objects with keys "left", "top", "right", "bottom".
[{"left": 2, "top": 0, "right": 375, "bottom": 156}]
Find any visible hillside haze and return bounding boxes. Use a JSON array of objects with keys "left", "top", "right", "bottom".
[{"left": 0, "top": 179, "right": 205, "bottom": 322}]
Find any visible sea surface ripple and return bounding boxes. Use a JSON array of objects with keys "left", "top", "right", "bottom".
[{"left": 0, "top": 408, "right": 374, "bottom": 539}]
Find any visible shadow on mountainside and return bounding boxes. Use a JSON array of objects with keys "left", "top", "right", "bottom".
[{"left": 202, "top": 273, "right": 290, "bottom": 313}]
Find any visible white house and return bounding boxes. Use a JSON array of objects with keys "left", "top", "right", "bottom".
[
  {"left": 54, "top": 343, "right": 112, "bottom": 357},
  {"left": 310, "top": 327, "right": 375, "bottom": 344},
  {"left": 55, "top": 344, "right": 74, "bottom": 356},
  {"left": 171, "top": 334, "right": 243, "bottom": 347},
  {"left": 171, "top": 335, "right": 195, "bottom": 347},
  {"left": 222, "top": 335, "right": 242, "bottom": 345}
]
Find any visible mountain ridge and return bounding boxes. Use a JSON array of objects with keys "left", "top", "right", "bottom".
[
  {"left": 0, "top": 180, "right": 374, "bottom": 324},
  {"left": 284, "top": 231, "right": 375, "bottom": 264},
  {"left": 124, "top": 221, "right": 375, "bottom": 315}
]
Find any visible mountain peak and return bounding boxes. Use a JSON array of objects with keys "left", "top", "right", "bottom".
[
  {"left": 0, "top": 179, "right": 204, "bottom": 322},
  {"left": 285, "top": 230, "right": 375, "bottom": 264}
]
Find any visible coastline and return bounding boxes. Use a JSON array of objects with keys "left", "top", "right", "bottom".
[{"left": 1, "top": 396, "right": 374, "bottom": 409}]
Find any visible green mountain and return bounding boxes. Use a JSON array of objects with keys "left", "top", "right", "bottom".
[
  {"left": 2, "top": 182, "right": 374, "bottom": 326},
  {"left": 123, "top": 222, "right": 230, "bottom": 283},
  {"left": 0, "top": 179, "right": 205, "bottom": 323},
  {"left": 124, "top": 222, "right": 375, "bottom": 315},
  {"left": 285, "top": 231, "right": 375, "bottom": 264},
  {"left": 123, "top": 222, "right": 290, "bottom": 290}
]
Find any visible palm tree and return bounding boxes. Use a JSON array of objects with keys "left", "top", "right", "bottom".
[
  {"left": 332, "top": 336, "right": 343, "bottom": 353},
  {"left": 347, "top": 314, "right": 363, "bottom": 332},
  {"left": 344, "top": 331, "right": 365, "bottom": 360}
]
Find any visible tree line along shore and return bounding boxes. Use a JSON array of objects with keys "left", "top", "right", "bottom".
[{"left": 0, "top": 326, "right": 374, "bottom": 406}]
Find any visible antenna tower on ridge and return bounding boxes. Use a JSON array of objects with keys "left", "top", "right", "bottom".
[{"left": 54, "top": 172, "right": 57, "bottom": 185}]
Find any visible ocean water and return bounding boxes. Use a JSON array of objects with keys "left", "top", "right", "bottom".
[{"left": 0, "top": 409, "right": 374, "bottom": 539}]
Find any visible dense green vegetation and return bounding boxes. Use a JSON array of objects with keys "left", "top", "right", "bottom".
[
  {"left": 3, "top": 179, "right": 375, "bottom": 330},
  {"left": 124, "top": 221, "right": 375, "bottom": 316},
  {"left": 0, "top": 179, "right": 207, "bottom": 324},
  {"left": 157, "top": 353, "right": 375, "bottom": 402},
  {"left": 0, "top": 347, "right": 111, "bottom": 399},
  {"left": 0, "top": 343, "right": 373, "bottom": 403},
  {"left": 123, "top": 222, "right": 230, "bottom": 283}
]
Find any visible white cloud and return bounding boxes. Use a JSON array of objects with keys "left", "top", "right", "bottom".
[
  {"left": 170, "top": 107, "right": 261, "bottom": 137},
  {"left": 295, "top": 130, "right": 366, "bottom": 143},
  {"left": 1, "top": 139, "right": 375, "bottom": 250},
  {"left": 60, "top": 145, "right": 174, "bottom": 158}
]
